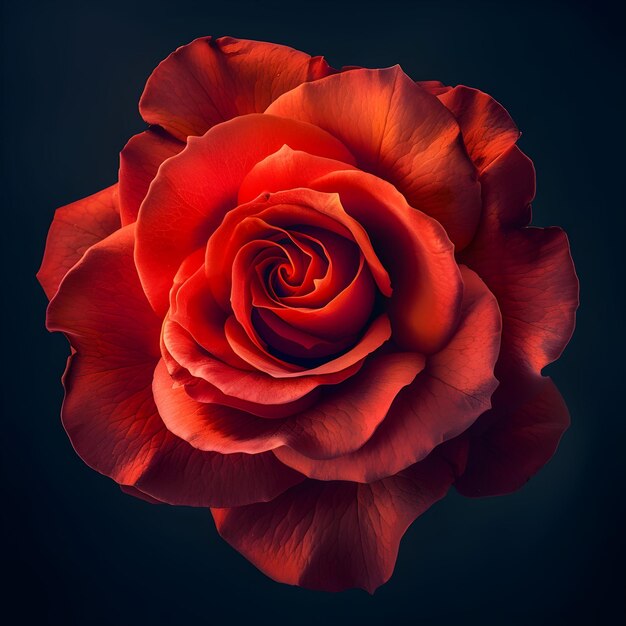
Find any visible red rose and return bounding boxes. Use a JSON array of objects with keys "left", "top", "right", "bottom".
[{"left": 38, "top": 36, "right": 578, "bottom": 592}]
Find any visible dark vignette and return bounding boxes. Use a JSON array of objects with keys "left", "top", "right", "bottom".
[{"left": 2, "top": 1, "right": 624, "bottom": 624}]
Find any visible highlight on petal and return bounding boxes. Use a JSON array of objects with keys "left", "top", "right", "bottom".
[
  {"left": 238, "top": 144, "right": 357, "bottom": 203},
  {"left": 37, "top": 185, "right": 121, "bottom": 300},
  {"left": 212, "top": 450, "right": 456, "bottom": 593},
  {"left": 135, "top": 113, "right": 355, "bottom": 315},
  {"left": 47, "top": 226, "right": 303, "bottom": 507},
  {"left": 118, "top": 127, "right": 185, "bottom": 225},
  {"left": 437, "top": 85, "right": 520, "bottom": 173},
  {"left": 455, "top": 375, "right": 570, "bottom": 496},
  {"left": 273, "top": 267, "right": 501, "bottom": 482},
  {"left": 139, "top": 36, "right": 335, "bottom": 140},
  {"left": 266, "top": 66, "right": 481, "bottom": 249}
]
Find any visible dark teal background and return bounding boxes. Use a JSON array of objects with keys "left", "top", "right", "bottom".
[{"left": 2, "top": 0, "right": 624, "bottom": 623}]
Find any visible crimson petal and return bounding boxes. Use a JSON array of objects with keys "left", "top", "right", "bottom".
[
  {"left": 460, "top": 146, "right": 579, "bottom": 377},
  {"left": 212, "top": 450, "right": 455, "bottom": 593},
  {"left": 153, "top": 351, "right": 423, "bottom": 458},
  {"left": 118, "top": 127, "right": 184, "bottom": 225},
  {"left": 139, "top": 36, "right": 335, "bottom": 140},
  {"left": 437, "top": 86, "right": 520, "bottom": 173},
  {"left": 37, "top": 185, "right": 120, "bottom": 300},
  {"left": 273, "top": 267, "right": 501, "bottom": 481},
  {"left": 455, "top": 376, "right": 570, "bottom": 496},
  {"left": 135, "top": 114, "right": 355, "bottom": 314},
  {"left": 46, "top": 226, "right": 303, "bottom": 507},
  {"left": 266, "top": 66, "right": 481, "bottom": 249}
]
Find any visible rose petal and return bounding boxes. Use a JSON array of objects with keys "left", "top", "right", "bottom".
[
  {"left": 416, "top": 80, "right": 451, "bottom": 96},
  {"left": 239, "top": 148, "right": 465, "bottom": 353},
  {"left": 162, "top": 318, "right": 362, "bottom": 404},
  {"left": 134, "top": 435, "right": 305, "bottom": 508},
  {"left": 237, "top": 148, "right": 466, "bottom": 353},
  {"left": 183, "top": 375, "right": 320, "bottom": 419},
  {"left": 47, "top": 226, "right": 303, "bottom": 507},
  {"left": 251, "top": 308, "right": 358, "bottom": 362},
  {"left": 460, "top": 146, "right": 579, "bottom": 377},
  {"left": 135, "top": 113, "right": 355, "bottom": 315},
  {"left": 37, "top": 185, "right": 120, "bottom": 300},
  {"left": 205, "top": 188, "right": 391, "bottom": 311},
  {"left": 227, "top": 221, "right": 372, "bottom": 356},
  {"left": 454, "top": 145, "right": 577, "bottom": 495},
  {"left": 139, "top": 36, "right": 335, "bottom": 141},
  {"left": 224, "top": 314, "right": 391, "bottom": 379},
  {"left": 238, "top": 144, "right": 357, "bottom": 204},
  {"left": 437, "top": 85, "right": 520, "bottom": 173},
  {"left": 120, "top": 485, "right": 164, "bottom": 504},
  {"left": 311, "top": 169, "right": 463, "bottom": 353},
  {"left": 212, "top": 450, "right": 455, "bottom": 593},
  {"left": 455, "top": 375, "right": 570, "bottom": 496},
  {"left": 274, "top": 267, "right": 501, "bottom": 482},
  {"left": 169, "top": 254, "right": 252, "bottom": 370},
  {"left": 153, "top": 351, "right": 423, "bottom": 458},
  {"left": 118, "top": 127, "right": 184, "bottom": 225},
  {"left": 266, "top": 66, "right": 481, "bottom": 249}
]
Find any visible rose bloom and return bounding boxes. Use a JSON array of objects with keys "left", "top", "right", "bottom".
[{"left": 38, "top": 36, "right": 578, "bottom": 592}]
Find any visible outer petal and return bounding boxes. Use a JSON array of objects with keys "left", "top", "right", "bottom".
[
  {"left": 37, "top": 185, "right": 120, "bottom": 300},
  {"left": 47, "top": 226, "right": 303, "bottom": 507},
  {"left": 153, "top": 352, "right": 424, "bottom": 457},
  {"left": 135, "top": 113, "right": 355, "bottom": 314},
  {"left": 454, "top": 146, "right": 577, "bottom": 495},
  {"left": 139, "top": 36, "right": 335, "bottom": 140},
  {"left": 266, "top": 66, "right": 482, "bottom": 249},
  {"left": 416, "top": 80, "right": 451, "bottom": 96},
  {"left": 120, "top": 485, "right": 163, "bottom": 505},
  {"left": 212, "top": 450, "right": 456, "bottom": 593},
  {"left": 455, "top": 376, "right": 570, "bottom": 496},
  {"left": 133, "top": 435, "right": 305, "bottom": 508},
  {"left": 437, "top": 86, "right": 520, "bottom": 173},
  {"left": 118, "top": 127, "right": 185, "bottom": 225},
  {"left": 460, "top": 146, "right": 579, "bottom": 377},
  {"left": 273, "top": 267, "right": 501, "bottom": 482}
]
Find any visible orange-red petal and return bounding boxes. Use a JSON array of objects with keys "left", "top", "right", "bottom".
[
  {"left": 139, "top": 36, "right": 335, "bottom": 140},
  {"left": 460, "top": 146, "right": 579, "bottom": 378},
  {"left": 47, "top": 226, "right": 303, "bottom": 507},
  {"left": 118, "top": 127, "right": 184, "bottom": 225},
  {"left": 135, "top": 114, "right": 354, "bottom": 315},
  {"left": 437, "top": 85, "right": 520, "bottom": 173},
  {"left": 153, "top": 351, "right": 423, "bottom": 458},
  {"left": 266, "top": 66, "right": 481, "bottom": 249},
  {"left": 212, "top": 450, "right": 455, "bottom": 592},
  {"left": 273, "top": 267, "right": 501, "bottom": 481},
  {"left": 37, "top": 185, "right": 121, "bottom": 300}
]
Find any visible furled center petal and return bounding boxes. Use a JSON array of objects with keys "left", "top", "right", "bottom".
[{"left": 205, "top": 189, "right": 388, "bottom": 370}]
